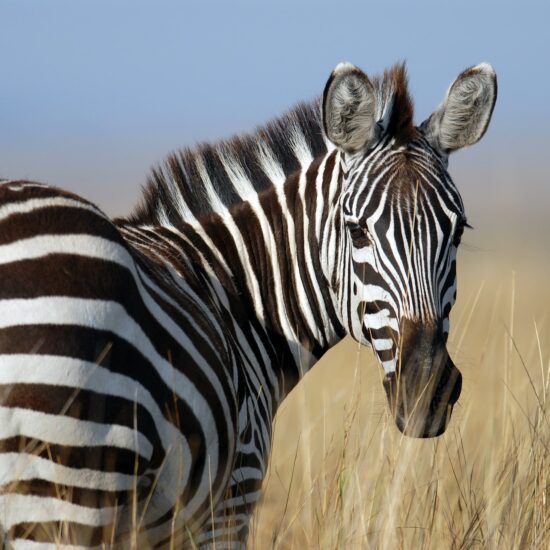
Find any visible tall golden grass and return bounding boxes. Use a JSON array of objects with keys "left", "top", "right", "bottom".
[
  {"left": 1, "top": 221, "right": 548, "bottom": 550},
  {"left": 249, "top": 238, "right": 550, "bottom": 549}
]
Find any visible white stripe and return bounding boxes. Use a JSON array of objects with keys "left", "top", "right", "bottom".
[
  {"left": 0, "top": 407, "right": 153, "bottom": 460},
  {"left": 0, "top": 196, "right": 104, "bottom": 223},
  {"left": 320, "top": 153, "right": 341, "bottom": 278},
  {"left": 221, "top": 489, "right": 262, "bottom": 509},
  {"left": 372, "top": 338, "right": 394, "bottom": 351},
  {"left": 218, "top": 147, "right": 257, "bottom": 200},
  {"left": 363, "top": 307, "right": 399, "bottom": 331},
  {"left": 0, "top": 494, "right": 114, "bottom": 529},
  {"left": 255, "top": 141, "right": 286, "bottom": 187},
  {"left": 0, "top": 453, "right": 136, "bottom": 492},
  {"left": 289, "top": 125, "right": 313, "bottom": 168},
  {"left": 0, "top": 233, "right": 112, "bottom": 265},
  {"left": 381, "top": 359, "right": 397, "bottom": 373},
  {"left": 159, "top": 163, "right": 196, "bottom": 221},
  {"left": 292, "top": 171, "right": 322, "bottom": 342}
]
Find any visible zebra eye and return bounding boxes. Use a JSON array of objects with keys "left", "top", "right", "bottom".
[{"left": 346, "top": 222, "right": 371, "bottom": 247}]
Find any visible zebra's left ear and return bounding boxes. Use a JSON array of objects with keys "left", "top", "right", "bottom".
[{"left": 421, "top": 63, "right": 497, "bottom": 154}]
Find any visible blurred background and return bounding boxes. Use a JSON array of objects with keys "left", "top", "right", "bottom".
[
  {"left": 1, "top": 1, "right": 548, "bottom": 224},
  {"left": 2, "top": 1, "right": 549, "bottom": 546}
]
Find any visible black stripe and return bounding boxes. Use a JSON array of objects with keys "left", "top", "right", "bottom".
[{"left": 0, "top": 204, "right": 119, "bottom": 246}]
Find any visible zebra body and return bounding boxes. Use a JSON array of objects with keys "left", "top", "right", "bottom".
[{"left": 0, "top": 62, "right": 496, "bottom": 548}]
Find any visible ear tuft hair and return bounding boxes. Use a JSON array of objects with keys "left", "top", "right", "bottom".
[{"left": 379, "top": 63, "right": 416, "bottom": 144}]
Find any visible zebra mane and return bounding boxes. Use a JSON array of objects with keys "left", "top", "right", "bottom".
[
  {"left": 126, "top": 100, "right": 330, "bottom": 226},
  {"left": 371, "top": 63, "right": 416, "bottom": 144},
  {"left": 125, "top": 64, "right": 415, "bottom": 227}
]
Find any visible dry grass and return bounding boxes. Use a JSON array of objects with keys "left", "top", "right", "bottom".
[{"left": 249, "top": 241, "right": 550, "bottom": 549}]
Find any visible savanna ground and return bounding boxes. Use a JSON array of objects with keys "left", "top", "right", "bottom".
[{"left": 249, "top": 220, "right": 550, "bottom": 549}]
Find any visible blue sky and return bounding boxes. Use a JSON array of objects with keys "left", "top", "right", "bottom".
[{"left": 1, "top": 1, "right": 548, "bottom": 217}]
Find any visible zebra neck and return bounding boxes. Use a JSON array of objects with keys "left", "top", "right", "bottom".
[
  {"left": 217, "top": 150, "right": 346, "bottom": 379},
  {"left": 119, "top": 150, "right": 346, "bottom": 397}
]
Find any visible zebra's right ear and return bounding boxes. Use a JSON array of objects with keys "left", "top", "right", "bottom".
[{"left": 322, "top": 63, "right": 378, "bottom": 153}]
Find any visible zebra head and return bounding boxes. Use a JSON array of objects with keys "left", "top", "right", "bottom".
[{"left": 322, "top": 62, "right": 497, "bottom": 437}]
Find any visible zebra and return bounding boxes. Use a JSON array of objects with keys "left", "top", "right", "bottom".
[{"left": 0, "top": 61, "right": 496, "bottom": 548}]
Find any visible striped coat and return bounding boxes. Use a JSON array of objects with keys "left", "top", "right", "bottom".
[
  {"left": 0, "top": 61, "right": 496, "bottom": 548},
  {"left": 0, "top": 179, "right": 291, "bottom": 547}
]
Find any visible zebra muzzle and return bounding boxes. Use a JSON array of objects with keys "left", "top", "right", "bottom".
[{"left": 382, "top": 355, "right": 462, "bottom": 438}]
